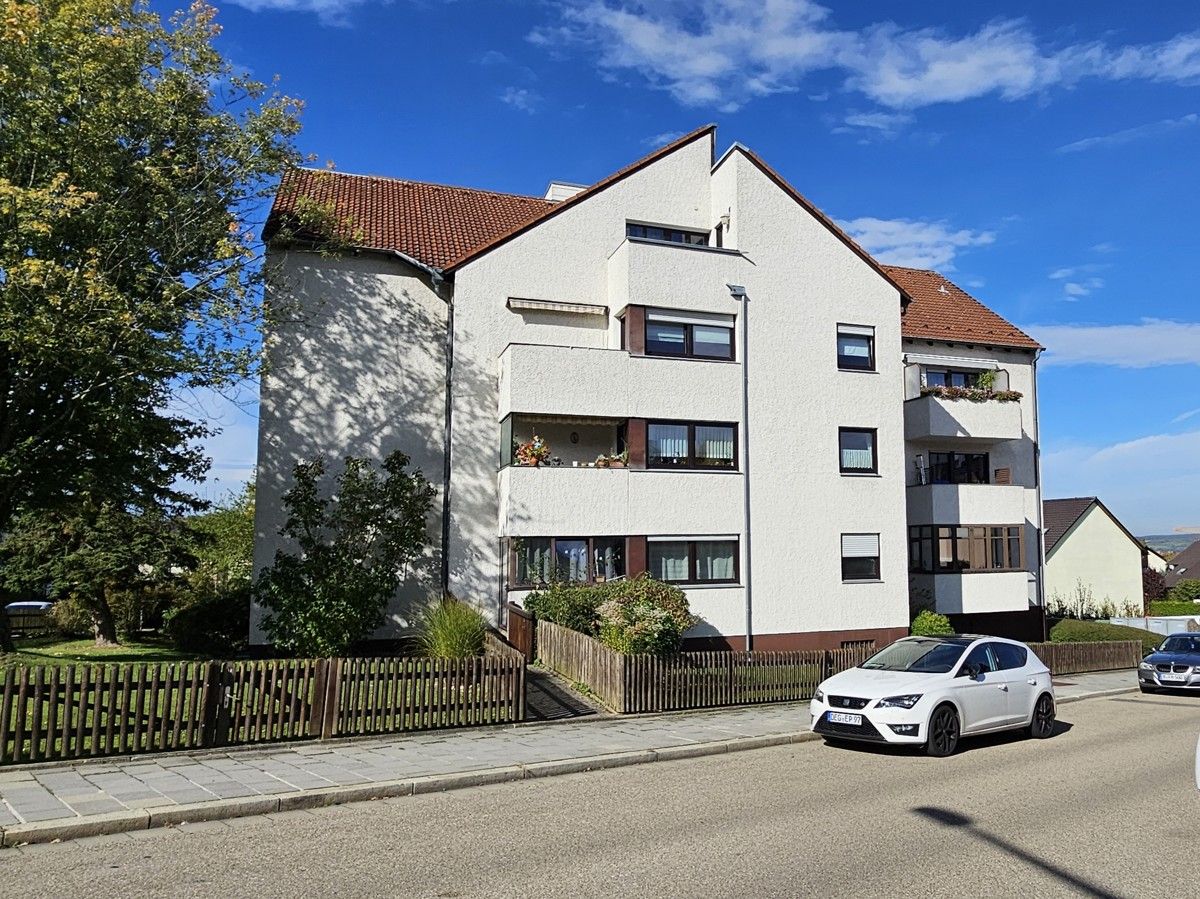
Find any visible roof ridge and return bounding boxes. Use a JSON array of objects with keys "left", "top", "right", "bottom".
[{"left": 289, "top": 167, "right": 550, "bottom": 203}]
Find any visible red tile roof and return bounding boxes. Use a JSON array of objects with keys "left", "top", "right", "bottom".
[
  {"left": 266, "top": 169, "right": 553, "bottom": 271},
  {"left": 886, "top": 265, "right": 1042, "bottom": 350}
]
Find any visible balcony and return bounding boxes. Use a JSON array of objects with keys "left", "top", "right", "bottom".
[
  {"left": 906, "top": 483, "right": 1026, "bottom": 525},
  {"left": 498, "top": 465, "right": 743, "bottom": 537},
  {"left": 911, "top": 571, "right": 1032, "bottom": 615},
  {"left": 904, "top": 392, "right": 1023, "bottom": 444},
  {"left": 498, "top": 343, "right": 742, "bottom": 422},
  {"left": 607, "top": 238, "right": 752, "bottom": 316}
]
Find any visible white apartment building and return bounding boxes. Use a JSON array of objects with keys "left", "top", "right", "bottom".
[{"left": 252, "top": 125, "right": 1045, "bottom": 651}]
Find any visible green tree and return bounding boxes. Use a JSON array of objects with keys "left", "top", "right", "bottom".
[
  {"left": 0, "top": 499, "right": 194, "bottom": 645},
  {"left": 0, "top": 0, "right": 303, "bottom": 532},
  {"left": 254, "top": 452, "right": 436, "bottom": 657}
]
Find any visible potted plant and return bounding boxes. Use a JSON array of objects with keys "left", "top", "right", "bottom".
[
  {"left": 515, "top": 435, "right": 550, "bottom": 467},
  {"left": 595, "top": 454, "right": 611, "bottom": 469},
  {"left": 609, "top": 451, "right": 628, "bottom": 469}
]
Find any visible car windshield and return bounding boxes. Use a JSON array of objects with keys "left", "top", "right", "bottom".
[
  {"left": 1160, "top": 636, "right": 1200, "bottom": 654},
  {"left": 859, "top": 639, "right": 968, "bottom": 674}
]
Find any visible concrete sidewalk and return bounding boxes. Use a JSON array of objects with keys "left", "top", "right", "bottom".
[{"left": 0, "top": 668, "right": 1137, "bottom": 847}]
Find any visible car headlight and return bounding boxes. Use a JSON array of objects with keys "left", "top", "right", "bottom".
[
  {"left": 1139, "top": 661, "right": 1154, "bottom": 670},
  {"left": 813, "top": 689, "right": 825, "bottom": 703},
  {"left": 877, "top": 694, "right": 923, "bottom": 709}
]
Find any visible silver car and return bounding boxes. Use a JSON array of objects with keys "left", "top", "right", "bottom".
[{"left": 1139, "top": 633, "right": 1200, "bottom": 693}]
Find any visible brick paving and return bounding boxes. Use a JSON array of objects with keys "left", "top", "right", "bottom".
[{"left": 0, "top": 669, "right": 1134, "bottom": 829}]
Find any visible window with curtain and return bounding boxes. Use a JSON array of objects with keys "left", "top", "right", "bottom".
[
  {"left": 647, "top": 422, "right": 736, "bottom": 470},
  {"left": 841, "top": 533, "right": 880, "bottom": 581},
  {"left": 837, "top": 326, "right": 875, "bottom": 371},
  {"left": 648, "top": 541, "right": 690, "bottom": 582},
  {"left": 649, "top": 539, "right": 739, "bottom": 584},
  {"left": 838, "top": 428, "right": 877, "bottom": 474},
  {"left": 695, "top": 541, "right": 736, "bottom": 582},
  {"left": 510, "top": 537, "right": 626, "bottom": 587}
]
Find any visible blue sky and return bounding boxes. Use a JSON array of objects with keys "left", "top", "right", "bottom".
[{"left": 187, "top": 0, "right": 1200, "bottom": 535}]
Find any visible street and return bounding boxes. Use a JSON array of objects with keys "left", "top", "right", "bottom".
[{"left": 2, "top": 691, "right": 1197, "bottom": 898}]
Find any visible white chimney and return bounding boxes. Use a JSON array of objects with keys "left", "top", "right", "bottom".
[{"left": 544, "top": 181, "right": 587, "bottom": 202}]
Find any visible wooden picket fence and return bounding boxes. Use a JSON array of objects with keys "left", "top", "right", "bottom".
[
  {"left": 535, "top": 621, "right": 874, "bottom": 714},
  {"left": 0, "top": 636, "right": 525, "bottom": 766},
  {"left": 1028, "top": 640, "right": 1141, "bottom": 675},
  {"left": 505, "top": 602, "right": 536, "bottom": 662}
]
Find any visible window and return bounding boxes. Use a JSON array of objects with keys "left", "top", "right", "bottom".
[
  {"left": 958, "top": 644, "right": 997, "bottom": 675},
  {"left": 839, "top": 428, "right": 877, "bottom": 474},
  {"left": 992, "top": 643, "right": 1028, "bottom": 670},
  {"left": 648, "top": 538, "right": 739, "bottom": 584},
  {"left": 626, "top": 222, "right": 709, "bottom": 246},
  {"left": 837, "top": 326, "right": 875, "bottom": 371},
  {"left": 510, "top": 537, "right": 625, "bottom": 587},
  {"left": 645, "top": 309, "right": 734, "bottom": 361},
  {"left": 841, "top": 533, "right": 880, "bottom": 581},
  {"left": 929, "top": 452, "right": 989, "bottom": 485},
  {"left": 909, "top": 525, "right": 1024, "bottom": 573},
  {"left": 647, "top": 421, "right": 737, "bottom": 470},
  {"left": 925, "top": 368, "right": 981, "bottom": 388}
]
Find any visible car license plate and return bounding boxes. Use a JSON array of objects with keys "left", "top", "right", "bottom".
[
  {"left": 828, "top": 711, "right": 862, "bottom": 726},
  {"left": 1160, "top": 673, "right": 1188, "bottom": 683}
]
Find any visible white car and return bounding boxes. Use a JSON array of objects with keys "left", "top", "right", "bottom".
[{"left": 810, "top": 635, "right": 1057, "bottom": 757}]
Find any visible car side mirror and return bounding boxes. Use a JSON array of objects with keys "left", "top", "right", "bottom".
[{"left": 958, "top": 663, "right": 980, "bottom": 679}]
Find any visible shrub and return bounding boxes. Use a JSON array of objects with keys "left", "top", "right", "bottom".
[
  {"left": 1143, "top": 567, "right": 1167, "bottom": 603},
  {"left": 1049, "top": 618, "right": 1161, "bottom": 654},
  {"left": 49, "top": 596, "right": 95, "bottom": 639},
  {"left": 164, "top": 584, "right": 251, "bottom": 655},
  {"left": 910, "top": 610, "right": 954, "bottom": 636},
  {"left": 525, "top": 575, "right": 694, "bottom": 654},
  {"left": 1147, "top": 600, "right": 1200, "bottom": 618},
  {"left": 415, "top": 599, "right": 486, "bottom": 658},
  {"left": 1167, "top": 579, "right": 1200, "bottom": 603}
]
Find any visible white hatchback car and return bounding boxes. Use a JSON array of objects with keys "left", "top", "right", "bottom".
[{"left": 810, "top": 635, "right": 1056, "bottom": 757}]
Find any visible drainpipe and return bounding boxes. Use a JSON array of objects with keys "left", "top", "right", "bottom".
[
  {"left": 1030, "top": 348, "right": 1047, "bottom": 641},
  {"left": 728, "top": 284, "right": 752, "bottom": 651}
]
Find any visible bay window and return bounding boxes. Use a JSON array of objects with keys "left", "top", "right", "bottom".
[{"left": 909, "top": 525, "right": 1024, "bottom": 573}]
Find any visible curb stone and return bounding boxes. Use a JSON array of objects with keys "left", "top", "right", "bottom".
[{"left": 0, "top": 685, "right": 1133, "bottom": 848}]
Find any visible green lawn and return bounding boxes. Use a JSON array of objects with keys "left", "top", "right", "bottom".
[{"left": 1, "top": 636, "right": 209, "bottom": 670}]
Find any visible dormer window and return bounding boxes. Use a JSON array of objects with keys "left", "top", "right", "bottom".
[{"left": 626, "top": 222, "right": 709, "bottom": 246}]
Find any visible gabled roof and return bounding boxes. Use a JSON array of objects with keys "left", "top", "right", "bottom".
[
  {"left": 1043, "top": 497, "right": 1146, "bottom": 558},
  {"left": 264, "top": 170, "right": 553, "bottom": 271},
  {"left": 887, "top": 265, "right": 1042, "bottom": 350},
  {"left": 1165, "top": 538, "right": 1200, "bottom": 588}
]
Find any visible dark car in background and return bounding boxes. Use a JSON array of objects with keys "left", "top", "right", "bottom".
[{"left": 1139, "top": 633, "right": 1200, "bottom": 693}]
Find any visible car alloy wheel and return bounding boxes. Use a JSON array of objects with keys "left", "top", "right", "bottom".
[
  {"left": 1029, "top": 693, "right": 1055, "bottom": 739},
  {"left": 926, "top": 705, "right": 959, "bottom": 757}
]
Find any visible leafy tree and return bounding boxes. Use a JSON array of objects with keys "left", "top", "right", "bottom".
[
  {"left": 0, "top": 0, "right": 303, "bottom": 534},
  {"left": 1142, "top": 567, "right": 1167, "bottom": 607},
  {"left": 254, "top": 452, "right": 436, "bottom": 657},
  {"left": 0, "top": 499, "right": 194, "bottom": 644},
  {"left": 1168, "top": 579, "right": 1200, "bottom": 603}
]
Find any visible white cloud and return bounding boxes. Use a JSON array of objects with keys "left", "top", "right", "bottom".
[
  {"left": 838, "top": 216, "right": 995, "bottom": 269},
  {"left": 1049, "top": 267, "right": 1074, "bottom": 279},
  {"left": 1172, "top": 408, "right": 1200, "bottom": 424},
  {"left": 1043, "top": 430, "right": 1200, "bottom": 534},
  {"left": 1057, "top": 112, "right": 1200, "bottom": 153},
  {"left": 642, "top": 130, "right": 684, "bottom": 147},
  {"left": 499, "top": 87, "right": 542, "bottom": 113},
  {"left": 1026, "top": 319, "right": 1200, "bottom": 367},
  {"left": 225, "top": 0, "right": 368, "bottom": 25},
  {"left": 1061, "top": 276, "right": 1104, "bottom": 299},
  {"left": 531, "top": 2, "right": 1200, "bottom": 113},
  {"left": 1091, "top": 241, "right": 1118, "bottom": 253},
  {"left": 834, "top": 110, "right": 913, "bottom": 138}
]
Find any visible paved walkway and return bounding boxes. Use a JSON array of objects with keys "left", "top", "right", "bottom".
[{"left": 0, "top": 668, "right": 1137, "bottom": 845}]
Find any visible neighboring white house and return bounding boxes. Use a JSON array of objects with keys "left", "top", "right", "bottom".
[
  {"left": 1043, "top": 497, "right": 1146, "bottom": 617},
  {"left": 252, "top": 124, "right": 1045, "bottom": 651},
  {"left": 1144, "top": 546, "right": 1168, "bottom": 574}
]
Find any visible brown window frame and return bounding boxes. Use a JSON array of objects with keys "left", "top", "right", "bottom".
[
  {"left": 626, "top": 222, "right": 709, "bottom": 246},
  {"left": 508, "top": 536, "right": 627, "bottom": 589},
  {"left": 644, "top": 318, "right": 735, "bottom": 361},
  {"left": 646, "top": 420, "right": 738, "bottom": 471},
  {"left": 908, "top": 524, "right": 1025, "bottom": 574},
  {"left": 646, "top": 539, "right": 740, "bottom": 586},
  {"left": 838, "top": 427, "right": 878, "bottom": 475},
  {"left": 929, "top": 451, "right": 990, "bottom": 485}
]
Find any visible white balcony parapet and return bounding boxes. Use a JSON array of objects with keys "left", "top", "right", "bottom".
[
  {"left": 911, "top": 570, "right": 1032, "bottom": 615},
  {"left": 498, "top": 465, "right": 743, "bottom": 537},
  {"left": 498, "top": 343, "right": 742, "bottom": 421},
  {"left": 607, "top": 238, "right": 751, "bottom": 317},
  {"left": 904, "top": 393, "right": 1023, "bottom": 444},
  {"left": 906, "top": 483, "right": 1026, "bottom": 525}
]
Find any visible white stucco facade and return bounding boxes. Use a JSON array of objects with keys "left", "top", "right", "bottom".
[
  {"left": 1045, "top": 503, "right": 1145, "bottom": 616},
  {"left": 253, "top": 128, "right": 1044, "bottom": 649}
]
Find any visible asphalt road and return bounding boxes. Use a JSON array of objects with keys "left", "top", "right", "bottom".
[{"left": 3, "top": 691, "right": 1198, "bottom": 898}]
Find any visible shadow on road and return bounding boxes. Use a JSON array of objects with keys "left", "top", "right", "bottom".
[
  {"left": 819, "top": 719, "right": 1073, "bottom": 757},
  {"left": 912, "top": 806, "right": 1122, "bottom": 899}
]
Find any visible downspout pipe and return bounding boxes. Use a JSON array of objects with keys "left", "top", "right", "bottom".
[
  {"left": 728, "top": 284, "right": 752, "bottom": 651},
  {"left": 387, "top": 250, "right": 454, "bottom": 601},
  {"left": 1030, "top": 347, "right": 1047, "bottom": 641}
]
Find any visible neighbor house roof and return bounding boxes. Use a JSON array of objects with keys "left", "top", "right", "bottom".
[
  {"left": 1043, "top": 496, "right": 1149, "bottom": 559},
  {"left": 1165, "top": 538, "right": 1200, "bottom": 588},
  {"left": 887, "top": 265, "right": 1042, "bottom": 350}
]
